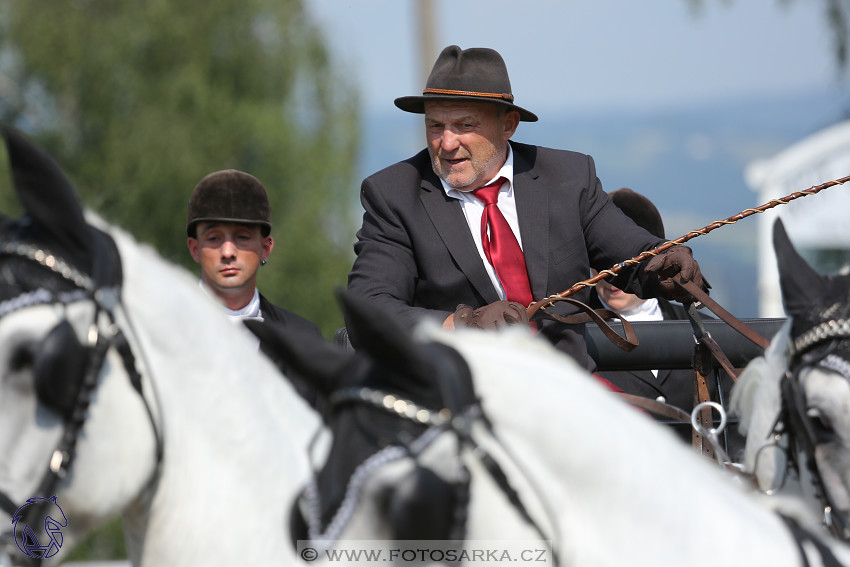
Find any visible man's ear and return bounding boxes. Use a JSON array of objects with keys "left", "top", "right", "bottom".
[
  {"left": 502, "top": 109, "right": 520, "bottom": 140},
  {"left": 263, "top": 236, "right": 274, "bottom": 260},
  {"left": 187, "top": 237, "right": 201, "bottom": 263}
]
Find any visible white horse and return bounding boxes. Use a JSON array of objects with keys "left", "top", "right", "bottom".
[
  {"left": 0, "top": 127, "right": 319, "bottom": 565},
  {"left": 732, "top": 218, "right": 850, "bottom": 542}
]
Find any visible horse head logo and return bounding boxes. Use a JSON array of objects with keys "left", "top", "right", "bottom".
[{"left": 11, "top": 495, "right": 67, "bottom": 559}]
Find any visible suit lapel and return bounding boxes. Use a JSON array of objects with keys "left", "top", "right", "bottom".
[
  {"left": 512, "top": 145, "right": 548, "bottom": 300},
  {"left": 419, "top": 175, "right": 501, "bottom": 303},
  {"left": 629, "top": 369, "right": 665, "bottom": 397}
]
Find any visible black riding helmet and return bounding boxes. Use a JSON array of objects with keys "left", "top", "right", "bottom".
[{"left": 186, "top": 169, "right": 272, "bottom": 238}]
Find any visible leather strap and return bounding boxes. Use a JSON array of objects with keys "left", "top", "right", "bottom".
[
  {"left": 692, "top": 370, "right": 715, "bottom": 458},
  {"left": 686, "top": 304, "right": 721, "bottom": 458},
  {"left": 528, "top": 296, "right": 639, "bottom": 352},
  {"left": 782, "top": 515, "right": 847, "bottom": 567},
  {"left": 676, "top": 278, "right": 770, "bottom": 349},
  {"left": 700, "top": 334, "right": 740, "bottom": 382}
]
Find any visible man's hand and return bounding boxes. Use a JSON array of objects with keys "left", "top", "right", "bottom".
[
  {"left": 644, "top": 245, "right": 706, "bottom": 303},
  {"left": 453, "top": 301, "right": 530, "bottom": 330}
]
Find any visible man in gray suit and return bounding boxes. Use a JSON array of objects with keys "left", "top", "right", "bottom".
[{"left": 347, "top": 45, "right": 705, "bottom": 371}]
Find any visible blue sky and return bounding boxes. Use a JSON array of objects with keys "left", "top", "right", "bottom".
[{"left": 305, "top": 0, "right": 847, "bottom": 115}]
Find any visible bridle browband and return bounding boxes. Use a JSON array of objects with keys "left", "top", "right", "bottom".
[
  {"left": 328, "top": 386, "right": 453, "bottom": 427},
  {"left": 0, "top": 240, "right": 163, "bottom": 564},
  {"left": 0, "top": 242, "right": 95, "bottom": 291},
  {"left": 793, "top": 318, "right": 850, "bottom": 354}
]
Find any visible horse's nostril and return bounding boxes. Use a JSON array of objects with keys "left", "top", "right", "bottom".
[
  {"left": 9, "top": 344, "right": 34, "bottom": 372},
  {"left": 807, "top": 407, "right": 835, "bottom": 434}
]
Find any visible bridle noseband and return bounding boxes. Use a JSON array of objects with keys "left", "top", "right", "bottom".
[{"left": 0, "top": 240, "right": 162, "bottom": 565}]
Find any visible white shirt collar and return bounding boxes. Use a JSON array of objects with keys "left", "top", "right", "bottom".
[
  {"left": 199, "top": 282, "right": 263, "bottom": 322},
  {"left": 600, "top": 296, "right": 663, "bottom": 322}
]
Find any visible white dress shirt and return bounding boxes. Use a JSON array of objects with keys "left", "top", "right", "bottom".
[{"left": 438, "top": 146, "right": 521, "bottom": 300}]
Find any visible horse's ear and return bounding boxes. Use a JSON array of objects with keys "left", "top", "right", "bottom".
[
  {"left": 337, "top": 289, "right": 438, "bottom": 392},
  {"left": 243, "top": 319, "right": 365, "bottom": 396},
  {"left": 1, "top": 127, "right": 92, "bottom": 271},
  {"left": 773, "top": 218, "right": 827, "bottom": 318}
]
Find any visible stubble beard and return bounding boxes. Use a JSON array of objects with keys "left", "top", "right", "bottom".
[{"left": 431, "top": 143, "right": 506, "bottom": 190}]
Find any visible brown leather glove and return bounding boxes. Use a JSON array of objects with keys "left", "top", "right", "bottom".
[
  {"left": 643, "top": 245, "right": 706, "bottom": 303},
  {"left": 454, "top": 301, "right": 530, "bottom": 330}
]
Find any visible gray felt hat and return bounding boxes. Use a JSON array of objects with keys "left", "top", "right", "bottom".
[{"left": 394, "top": 45, "right": 538, "bottom": 122}]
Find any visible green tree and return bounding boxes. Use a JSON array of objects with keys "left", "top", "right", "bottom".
[{"left": 0, "top": 0, "right": 359, "bottom": 336}]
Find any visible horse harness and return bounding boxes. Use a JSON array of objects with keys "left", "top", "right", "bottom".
[
  {"left": 0, "top": 239, "right": 162, "bottom": 565},
  {"left": 619, "top": 279, "right": 850, "bottom": 560},
  {"left": 774, "top": 317, "right": 850, "bottom": 544},
  {"left": 312, "top": 348, "right": 560, "bottom": 565},
  {"left": 558, "top": 276, "right": 764, "bottom": 461}
]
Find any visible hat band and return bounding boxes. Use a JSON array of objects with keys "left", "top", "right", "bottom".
[{"left": 423, "top": 88, "right": 515, "bottom": 103}]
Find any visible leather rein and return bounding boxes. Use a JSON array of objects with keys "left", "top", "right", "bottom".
[{"left": 528, "top": 275, "right": 770, "bottom": 463}]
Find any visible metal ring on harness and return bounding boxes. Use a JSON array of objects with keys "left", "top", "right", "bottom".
[
  {"left": 691, "top": 401, "right": 727, "bottom": 437},
  {"left": 691, "top": 401, "right": 735, "bottom": 467}
]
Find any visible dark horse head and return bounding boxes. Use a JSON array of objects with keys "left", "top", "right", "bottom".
[
  {"left": 0, "top": 127, "right": 124, "bottom": 423},
  {"left": 0, "top": 127, "right": 124, "bottom": 566},
  {"left": 0, "top": 127, "right": 122, "bottom": 302},
  {"left": 246, "top": 291, "right": 479, "bottom": 545}
]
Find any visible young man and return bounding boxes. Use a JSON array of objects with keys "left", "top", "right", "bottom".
[
  {"left": 187, "top": 170, "right": 323, "bottom": 402},
  {"left": 187, "top": 169, "right": 319, "bottom": 332},
  {"left": 346, "top": 45, "right": 706, "bottom": 371}
]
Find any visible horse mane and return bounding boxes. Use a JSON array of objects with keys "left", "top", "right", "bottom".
[
  {"left": 728, "top": 321, "right": 794, "bottom": 493},
  {"left": 731, "top": 319, "right": 791, "bottom": 437}
]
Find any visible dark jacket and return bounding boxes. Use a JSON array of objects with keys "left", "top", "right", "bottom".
[
  {"left": 258, "top": 293, "right": 322, "bottom": 337},
  {"left": 346, "top": 142, "right": 666, "bottom": 371}
]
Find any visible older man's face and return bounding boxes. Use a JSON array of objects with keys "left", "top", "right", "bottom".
[{"left": 424, "top": 101, "right": 519, "bottom": 191}]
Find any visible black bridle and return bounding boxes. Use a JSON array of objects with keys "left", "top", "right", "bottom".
[
  {"left": 0, "top": 240, "right": 162, "bottom": 566},
  {"left": 321, "top": 386, "right": 559, "bottom": 565},
  {"left": 775, "top": 319, "right": 850, "bottom": 542}
]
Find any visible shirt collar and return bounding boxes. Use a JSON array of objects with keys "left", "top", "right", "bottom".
[
  {"left": 440, "top": 144, "right": 515, "bottom": 199},
  {"left": 599, "top": 296, "right": 663, "bottom": 322},
  {"left": 199, "top": 282, "right": 263, "bottom": 320}
]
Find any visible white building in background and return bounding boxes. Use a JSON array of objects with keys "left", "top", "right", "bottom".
[{"left": 745, "top": 119, "right": 850, "bottom": 318}]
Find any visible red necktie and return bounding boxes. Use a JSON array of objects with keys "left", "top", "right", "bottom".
[{"left": 471, "top": 178, "right": 533, "bottom": 307}]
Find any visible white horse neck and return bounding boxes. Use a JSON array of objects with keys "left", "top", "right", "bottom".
[
  {"left": 111, "top": 227, "right": 319, "bottom": 566},
  {"left": 426, "top": 324, "right": 850, "bottom": 567}
]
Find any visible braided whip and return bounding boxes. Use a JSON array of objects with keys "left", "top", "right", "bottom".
[{"left": 527, "top": 174, "right": 850, "bottom": 317}]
